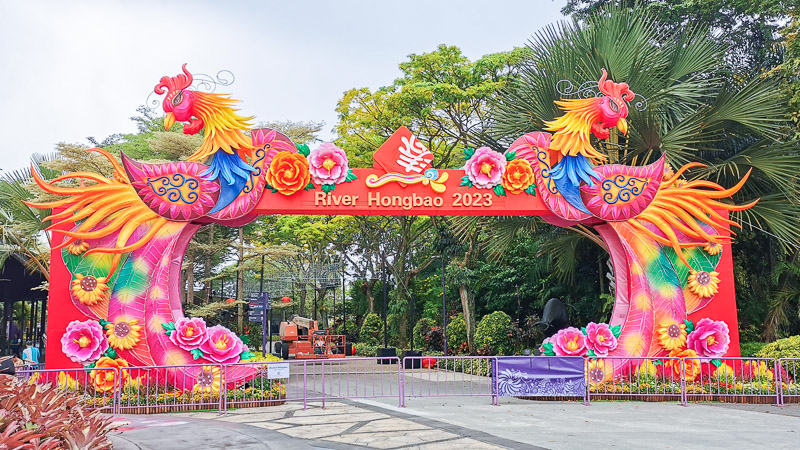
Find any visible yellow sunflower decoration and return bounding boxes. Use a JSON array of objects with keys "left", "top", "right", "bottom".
[
  {"left": 193, "top": 366, "right": 221, "bottom": 395},
  {"left": 703, "top": 242, "right": 722, "bottom": 256},
  {"left": 71, "top": 273, "right": 110, "bottom": 306},
  {"left": 585, "top": 359, "right": 613, "bottom": 386},
  {"left": 66, "top": 239, "right": 90, "bottom": 255},
  {"left": 105, "top": 317, "right": 143, "bottom": 350},
  {"left": 57, "top": 371, "right": 79, "bottom": 391},
  {"left": 657, "top": 321, "right": 687, "bottom": 352},
  {"left": 687, "top": 270, "right": 720, "bottom": 298}
]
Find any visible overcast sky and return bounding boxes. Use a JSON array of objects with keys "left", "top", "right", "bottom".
[{"left": 0, "top": 0, "right": 566, "bottom": 173}]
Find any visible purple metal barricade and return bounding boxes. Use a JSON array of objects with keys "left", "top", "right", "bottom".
[
  {"left": 15, "top": 367, "right": 118, "bottom": 413},
  {"left": 683, "top": 357, "right": 780, "bottom": 405},
  {"left": 117, "top": 364, "right": 225, "bottom": 414},
  {"left": 316, "top": 357, "right": 403, "bottom": 407},
  {"left": 778, "top": 358, "right": 799, "bottom": 405},
  {"left": 223, "top": 360, "right": 307, "bottom": 412},
  {"left": 586, "top": 357, "right": 683, "bottom": 405},
  {"left": 401, "top": 356, "right": 497, "bottom": 406},
  {"left": 496, "top": 356, "right": 586, "bottom": 405}
]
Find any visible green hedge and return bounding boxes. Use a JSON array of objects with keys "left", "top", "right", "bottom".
[
  {"left": 359, "top": 313, "right": 384, "bottom": 346},
  {"left": 757, "top": 335, "right": 800, "bottom": 359},
  {"left": 474, "top": 311, "right": 513, "bottom": 356},
  {"left": 413, "top": 318, "right": 436, "bottom": 350},
  {"left": 446, "top": 314, "right": 468, "bottom": 354}
]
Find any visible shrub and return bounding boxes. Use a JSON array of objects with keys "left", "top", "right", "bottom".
[
  {"left": 359, "top": 313, "right": 384, "bottom": 346},
  {"left": 446, "top": 314, "right": 468, "bottom": 354},
  {"left": 0, "top": 374, "right": 117, "bottom": 448},
  {"left": 353, "top": 343, "right": 379, "bottom": 357},
  {"left": 757, "top": 335, "right": 800, "bottom": 359},
  {"left": 413, "top": 318, "right": 437, "bottom": 350},
  {"left": 425, "top": 326, "right": 444, "bottom": 352},
  {"left": 474, "top": 311, "right": 514, "bottom": 356}
]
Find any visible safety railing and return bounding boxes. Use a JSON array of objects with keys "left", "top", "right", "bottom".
[
  {"left": 777, "top": 358, "right": 799, "bottom": 405},
  {"left": 15, "top": 367, "right": 118, "bottom": 413},
  {"left": 15, "top": 355, "right": 793, "bottom": 413},
  {"left": 402, "top": 356, "right": 496, "bottom": 406},
  {"left": 683, "top": 357, "right": 780, "bottom": 405},
  {"left": 587, "top": 357, "right": 684, "bottom": 404}
]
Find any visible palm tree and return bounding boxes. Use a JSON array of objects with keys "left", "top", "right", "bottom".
[
  {"left": 0, "top": 153, "right": 61, "bottom": 279},
  {"left": 482, "top": 4, "right": 796, "bottom": 259}
]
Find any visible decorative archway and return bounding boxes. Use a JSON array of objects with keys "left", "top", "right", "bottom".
[{"left": 30, "top": 65, "right": 749, "bottom": 388}]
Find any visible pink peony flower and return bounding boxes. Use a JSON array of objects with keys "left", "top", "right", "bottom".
[
  {"left": 169, "top": 317, "right": 209, "bottom": 351},
  {"left": 199, "top": 325, "right": 244, "bottom": 364},
  {"left": 686, "top": 318, "right": 730, "bottom": 359},
  {"left": 61, "top": 320, "right": 108, "bottom": 364},
  {"left": 551, "top": 327, "right": 588, "bottom": 356},
  {"left": 585, "top": 322, "right": 618, "bottom": 356},
  {"left": 308, "top": 142, "right": 349, "bottom": 185},
  {"left": 465, "top": 147, "right": 506, "bottom": 189}
]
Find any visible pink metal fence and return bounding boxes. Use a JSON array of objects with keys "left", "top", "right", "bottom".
[
  {"left": 15, "top": 367, "right": 118, "bottom": 413},
  {"left": 586, "top": 357, "right": 684, "bottom": 404},
  {"left": 14, "top": 355, "right": 791, "bottom": 413},
  {"left": 402, "top": 356, "right": 497, "bottom": 406},
  {"left": 778, "top": 358, "right": 799, "bottom": 405}
]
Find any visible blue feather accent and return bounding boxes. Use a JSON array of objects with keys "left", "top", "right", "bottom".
[
  {"left": 550, "top": 155, "right": 598, "bottom": 214},
  {"left": 202, "top": 152, "right": 255, "bottom": 214}
]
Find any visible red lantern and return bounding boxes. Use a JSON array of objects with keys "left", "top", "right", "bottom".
[
  {"left": 281, "top": 296, "right": 291, "bottom": 303},
  {"left": 225, "top": 298, "right": 235, "bottom": 303},
  {"left": 421, "top": 357, "right": 437, "bottom": 369}
]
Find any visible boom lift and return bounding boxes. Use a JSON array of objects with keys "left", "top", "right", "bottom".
[{"left": 275, "top": 315, "right": 347, "bottom": 359}]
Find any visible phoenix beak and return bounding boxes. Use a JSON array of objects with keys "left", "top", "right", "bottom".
[
  {"left": 164, "top": 112, "right": 176, "bottom": 131},
  {"left": 616, "top": 117, "right": 628, "bottom": 135}
]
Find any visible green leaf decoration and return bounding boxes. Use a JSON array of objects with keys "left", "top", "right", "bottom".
[
  {"left": 684, "top": 319, "right": 695, "bottom": 334},
  {"left": 240, "top": 335, "right": 250, "bottom": 345},
  {"left": 611, "top": 325, "right": 622, "bottom": 338},
  {"left": 104, "top": 347, "right": 118, "bottom": 359},
  {"left": 586, "top": 349, "right": 596, "bottom": 357},
  {"left": 581, "top": 327, "right": 588, "bottom": 335},
  {"left": 240, "top": 351, "right": 255, "bottom": 360},
  {"left": 492, "top": 184, "right": 506, "bottom": 197},
  {"left": 345, "top": 170, "right": 357, "bottom": 182},
  {"left": 162, "top": 322, "right": 176, "bottom": 336},
  {"left": 62, "top": 249, "right": 84, "bottom": 274},
  {"left": 653, "top": 360, "right": 663, "bottom": 366},
  {"left": 542, "top": 342, "right": 555, "bottom": 356},
  {"left": 304, "top": 182, "right": 315, "bottom": 191},
  {"left": 190, "top": 349, "right": 204, "bottom": 361},
  {"left": 463, "top": 147, "right": 475, "bottom": 160},
  {"left": 72, "top": 252, "right": 129, "bottom": 294},
  {"left": 85, "top": 362, "right": 96, "bottom": 369},
  {"left": 296, "top": 144, "right": 310, "bottom": 156},
  {"left": 524, "top": 184, "right": 537, "bottom": 196},
  {"left": 460, "top": 176, "right": 473, "bottom": 188},
  {"left": 663, "top": 244, "right": 721, "bottom": 291},
  {"left": 321, "top": 184, "right": 335, "bottom": 194},
  {"left": 710, "top": 358, "right": 722, "bottom": 367},
  {"left": 98, "top": 319, "right": 111, "bottom": 328},
  {"left": 271, "top": 188, "right": 278, "bottom": 193},
  {"left": 505, "top": 151, "right": 517, "bottom": 161},
  {"left": 264, "top": 183, "right": 274, "bottom": 190}
]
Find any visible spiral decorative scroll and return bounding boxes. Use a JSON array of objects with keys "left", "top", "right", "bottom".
[
  {"left": 602, "top": 175, "right": 648, "bottom": 204},
  {"left": 145, "top": 174, "right": 199, "bottom": 204},
  {"left": 243, "top": 147, "right": 267, "bottom": 194},
  {"left": 536, "top": 148, "right": 559, "bottom": 194},
  {"left": 556, "top": 79, "right": 602, "bottom": 99}
]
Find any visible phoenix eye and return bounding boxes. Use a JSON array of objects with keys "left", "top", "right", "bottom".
[
  {"left": 609, "top": 99, "right": 619, "bottom": 113},
  {"left": 172, "top": 91, "right": 184, "bottom": 106}
]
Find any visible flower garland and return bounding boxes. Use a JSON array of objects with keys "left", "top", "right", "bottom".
[
  {"left": 459, "top": 147, "right": 536, "bottom": 197},
  {"left": 264, "top": 143, "right": 357, "bottom": 195}
]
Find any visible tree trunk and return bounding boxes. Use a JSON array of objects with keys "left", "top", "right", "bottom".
[
  {"left": 459, "top": 284, "right": 476, "bottom": 353},
  {"left": 362, "top": 280, "right": 376, "bottom": 314},
  {"left": 204, "top": 224, "right": 214, "bottom": 304},
  {"left": 237, "top": 227, "right": 244, "bottom": 335},
  {"left": 186, "top": 249, "right": 195, "bottom": 305}
]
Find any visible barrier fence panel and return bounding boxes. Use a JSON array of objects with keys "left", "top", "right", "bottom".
[
  {"left": 683, "top": 357, "right": 780, "bottom": 405},
  {"left": 15, "top": 367, "right": 118, "bottom": 413},
  {"left": 494, "top": 356, "right": 586, "bottom": 405},
  {"left": 317, "top": 357, "right": 403, "bottom": 407},
  {"left": 224, "top": 360, "right": 308, "bottom": 411},
  {"left": 117, "top": 364, "right": 224, "bottom": 414},
  {"left": 402, "top": 356, "right": 496, "bottom": 406},
  {"left": 587, "top": 357, "right": 683, "bottom": 404},
  {"left": 778, "top": 358, "right": 800, "bottom": 405}
]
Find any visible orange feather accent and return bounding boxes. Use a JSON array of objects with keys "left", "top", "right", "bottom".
[
  {"left": 543, "top": 97, "right": 608, "bottom": 164},
  {"left": 186, "top": 92, "right": 255, "bottom": 163},
  {"left": 628, "top": 165, "right": 756, "bottom": 267}
]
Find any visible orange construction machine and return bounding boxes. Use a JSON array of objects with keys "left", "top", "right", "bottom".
[{"left": 275, "top": 315, "right": 348, "bottom": 359}]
